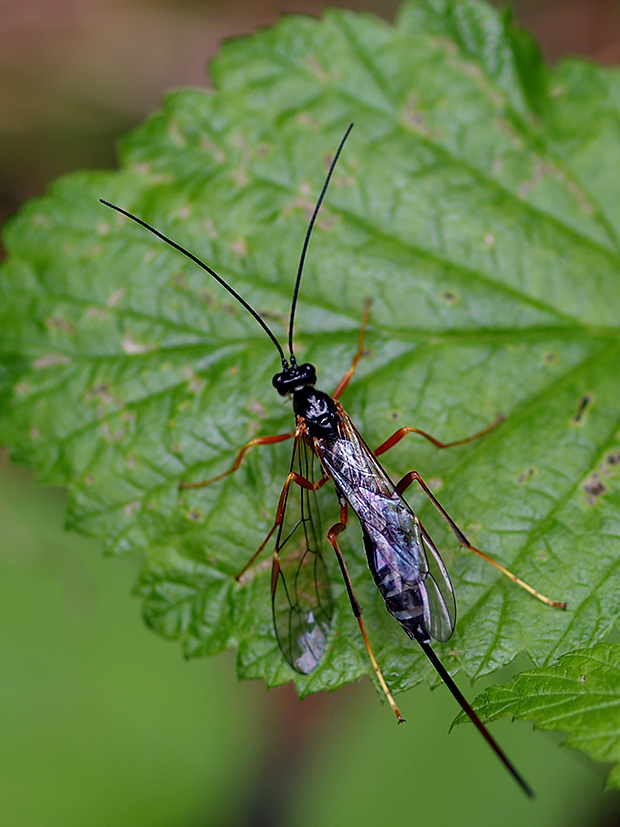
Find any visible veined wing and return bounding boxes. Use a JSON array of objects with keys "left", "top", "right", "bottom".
[
  {"left": 315, "top": 409, "right": 455, "bottom": 643},
  {"left": 272, "top": 433, "right": 333, "bottom": 674},
  {"left": 416, "top": 521, "right": 456, "bottom": 642}
]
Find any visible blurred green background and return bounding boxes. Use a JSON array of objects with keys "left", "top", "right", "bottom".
[{"left": 2, "top": 1, "right": 620, "bottom": 825}]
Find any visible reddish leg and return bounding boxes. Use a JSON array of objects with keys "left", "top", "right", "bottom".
[
  {"left": 374, "top": 415, "right": 504, "bottom": 457},
  {"left": 332, "top": 299, "right": 372, "bottom": 400},
  {"left": 237, "top": 468, "right": 328, "bottom": 582},
  {"left": 180, "top": 431, "right": 295, "bottom": 489},
  {"left": 327, "top": 501, "right": 405, "bottom": 723},
  {"left": 395, "top": 471, "right": 566, "bottom": 609}
]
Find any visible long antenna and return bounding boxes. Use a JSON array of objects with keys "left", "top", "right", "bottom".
[
  {"left": 287, "top": 123, "right": 354, "bottom": 363},
  {"left": 99, "top": 199, "right": 288, "bottom": 366},
  {"left": 417, "top": 636, "right": 534, "bottom": 798}
]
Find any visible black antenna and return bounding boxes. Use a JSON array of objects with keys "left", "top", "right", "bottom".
[
  {"left": 287, "top": 123, "right": 354, "bottom": 363},
  {"left": 99, "top": 199, "right": 288, "bottom": 366}
]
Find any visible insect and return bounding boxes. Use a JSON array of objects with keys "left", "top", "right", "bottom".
[{"left": 101, "top": 124, "right": 565, "bottom": 797}]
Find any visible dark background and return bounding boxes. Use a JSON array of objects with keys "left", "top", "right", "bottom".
[{"left": 2, "top": 2, "right": 620, "bottom": 825}]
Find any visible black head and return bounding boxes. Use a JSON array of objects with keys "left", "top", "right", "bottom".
[
  {"left": 272, "top": 362, "right": 317, "bottom": 396},
  {"left": 293, "top": 386, "right": 339, "bottom": 439}
]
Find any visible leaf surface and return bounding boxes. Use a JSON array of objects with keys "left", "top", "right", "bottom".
[
  {"left": 1, "top": 0, "right": 620, "bottom": 695},
  {"left": 455, "top": 642, "right": 620, "bottom": 789}
]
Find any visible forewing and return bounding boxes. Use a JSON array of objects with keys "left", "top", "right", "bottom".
[
  {"left": 272, "top": 435, "right": 333, "bottom": 674},
  {"left": 316, "top": 410, "right": 455, "bottom": 644}
]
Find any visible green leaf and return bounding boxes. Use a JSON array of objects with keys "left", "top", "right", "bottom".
[
  {"left": 454, "top": 642, "right": 620, "bottom": 789},
  {"left": 1, "top": 0, "right": 620, "bottom": 697}
]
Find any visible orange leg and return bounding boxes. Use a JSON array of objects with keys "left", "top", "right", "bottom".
[
  {"left": 332, "top": 299, "right": 372, "bottom": 400},
  {"left": 327, "top": 501, "right": 405, "bottom": 723},
  {"left": 237, "top": 468, "right": 328, "bottom": 582},
  {"left": 180, "top": 431, "right": 295, "bottom": 489},
  {"left": 374, "top": 414, "right": 504, "bottom": 457},
  {"left": 396, "top": 471, "right": 566, "bottom": 609}
]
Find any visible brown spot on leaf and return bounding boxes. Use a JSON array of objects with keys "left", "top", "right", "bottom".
[
  {"left": 584, "top": 473, "right": 606, "bottom": 505},
  {"left": 441, "top": 290, "right": 459, "bottom": 305},
  {"left": 32, "top": 353, "right": 72, "bottom": 369},
  {"left": 247, "top": 400, "right": 266, "bottom": 419},
  {"left": 45, "top": 315, "right": 75, "bottom": 334},
  {"left": 124, "top": 501, "right": 142, "bottom": 517},
  {"left": 171, "top": 271, "right": 189, "bottom": 292},
  {"left": 221, "top": 302, "right": 239, "bottom": 317},
  {"left": 231, "top": 237, "right": 247, "bottom": 257},
  {"left": 306, "top": 54, "right": 329, "bottom": 83},
  {"left": 85, "top": 307, "right": 108, "bottom": 321},
  {"left": 182, "top": 368, "right": 203, "bottom": 394},
  {"left": 100, "top": 422, "right": 125, "bottom": 443},
  {"left": 517, "top": 467, "right": 537, "bottom": 484},
  {"left": 200, "top": 138, "right": 225, "bottom": 164},
  {"left": 402, "top": 94, "right": 430, "bottom": 135},
  {"left": 204, "top": 218, "right": 218, "bottom": 239},
  {"left": 85, "top": 382, "right": 122, "bottom": 408},
  {"left": 122, "top": 333, "right": 156, "bottom": 354},
  {"left": 107, "top": 287, "right": 126, "bottom": 307},
  {"left": 318, "top": 213, "right": 338, "bottom": 231},
  {"left": 572, "top": 394, "right": 592, "bottom": 424},
  {"left": 260, "top": 308, "right": 288, "bottom": 326},
  {"left": 334, "top": 175, "right": 356, "bottom": 188},
  {"left": 297, "top": 112, "right": 321, "bottom": 130},
  {"left": 32, "top": 213, "right": 51, "bottom": 228},
  {"left": 200, "top": 289, "right": 215, "bottom": 307}
]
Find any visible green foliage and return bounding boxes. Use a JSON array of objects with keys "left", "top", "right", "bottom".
[
  {"left": 456, "top": 642, "right": 620, "bottom": 789},
  {"left": 1, "top": 0, "right": 619, "bottom": 705}
]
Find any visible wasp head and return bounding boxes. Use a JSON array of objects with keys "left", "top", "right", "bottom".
[{"left": 272, "top": 362, "right": 317, "bottom": 396}]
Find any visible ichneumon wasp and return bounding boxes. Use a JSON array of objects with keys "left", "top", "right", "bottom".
[{"left": 101, "top": 123, "right": 566, "bottom": 798}]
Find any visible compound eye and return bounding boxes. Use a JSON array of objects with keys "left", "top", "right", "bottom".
[
  {"left": 298, "top": 363, "right": 317, "bottom": 385},
  {"left": 272, "top": 373, "right": 288, "bottom": 395}
]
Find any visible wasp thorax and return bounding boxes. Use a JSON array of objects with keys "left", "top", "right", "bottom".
[
  {"left": 272, "top": 362, "right": 317, "bottom": 396},
  {"left": 293, "top": 386, "right": 339, "bottom": 439}
]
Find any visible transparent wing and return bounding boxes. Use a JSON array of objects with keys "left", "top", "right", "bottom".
[
  {"left": 272, "top": 435, "right": 333, "bottom": 674},
  {"left": 418, "top": 521, "right": 456, "bottom": 642},
  {"left": 316, "top": 409, "right": 455, "bottom": 644}
]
